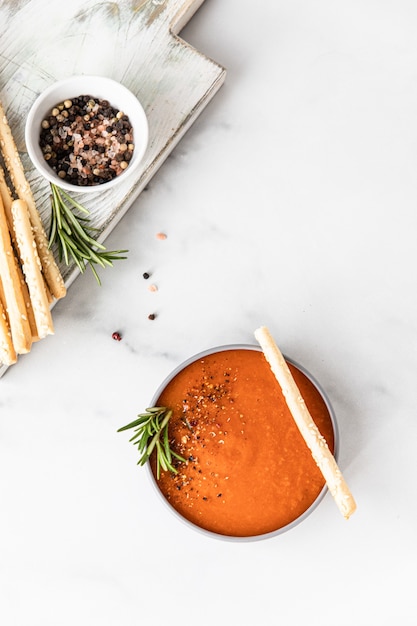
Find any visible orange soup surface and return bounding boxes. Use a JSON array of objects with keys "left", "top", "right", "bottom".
[{"left": 151, "top": 349, "right": 335, "bottom": 537}]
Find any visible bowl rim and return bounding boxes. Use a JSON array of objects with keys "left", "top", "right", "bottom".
[
  {"left": 24, "top": 74, "right": 149, "bottom": 193},
  {"left": 146, "top": 343, "right": 339, "bottom": 542}
]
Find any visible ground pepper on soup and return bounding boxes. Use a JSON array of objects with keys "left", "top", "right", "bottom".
[{"left": 150, "top": 349, "right": 335, "bottom": 538}]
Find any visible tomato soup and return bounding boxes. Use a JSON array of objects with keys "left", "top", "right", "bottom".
[{"left": 149, "top": 347, "right": 336, "bottom": 538}]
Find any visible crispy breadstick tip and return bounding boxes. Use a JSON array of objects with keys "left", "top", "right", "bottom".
[{"left": 254, "top": 325, "right": 356, "bottom": 519}]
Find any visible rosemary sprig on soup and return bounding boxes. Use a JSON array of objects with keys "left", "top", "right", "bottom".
[{"left": 117, "top": 407, "right": 187, "bottom": 479}]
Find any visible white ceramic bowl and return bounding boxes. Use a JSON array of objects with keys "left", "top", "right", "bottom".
[
  {"left": 25, "top": 75, "right": 149, "bottom": 193},
  {"left": 147, "top": 344, "right": 339, "bottom": 542}
]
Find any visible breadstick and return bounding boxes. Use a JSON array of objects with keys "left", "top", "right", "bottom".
[
  {"left": 0, "top": 162, "right": 13, "bottom": 211},
  {"left": 0, "top": 101, "right": 66, "bottom": 300},
  {"left": 14, "top": 253, "right": 40, "bottom": 342},
  {"left": 0, "top": 164, "right": 39, "bottom": 340},
  {"left": 0, "top": 279, "right": 17, "bottom": 365},
  {"left": 12, "top": 199, "right": 54, "bottom": 339},
  {"left": 254, "top": 326, "right": 356, "bottom": 519},
  {"left": 0, "top": 194, "right": 32, "bottom": 353}
]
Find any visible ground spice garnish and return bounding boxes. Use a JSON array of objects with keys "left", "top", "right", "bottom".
[
  {"left": 150, "top": 366, "right": 234, "bottom": 514},
  {"left": 39, "top": 95, "right": 134, "bottom": 186},
  {"left": 148, "top": 283, "right": 158, "bottom": 292},
  {"left": 156, "top": 232, "right": 167, "bottom": 240},
  {"left": 148, "top": 313, "right": 156, "bottom": 320}
]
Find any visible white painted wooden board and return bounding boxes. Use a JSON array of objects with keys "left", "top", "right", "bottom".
[{"left": 0, "top": 0, "right": 226, "bottom": 375}]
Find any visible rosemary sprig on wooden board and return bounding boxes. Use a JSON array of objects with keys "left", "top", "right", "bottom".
[
  {"left": 118, "top": 407, "right": 187, "bottom": 479},
  {"left": 48, "top": 183, "right": 128, "bottom": 285}
]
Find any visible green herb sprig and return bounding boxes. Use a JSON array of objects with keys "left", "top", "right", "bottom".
[
  {"left": 48, "top": 183, "right": 128, "bottom": 285},
  {"left": 117, "top": 407, "right": 187, "bottom": 479}
]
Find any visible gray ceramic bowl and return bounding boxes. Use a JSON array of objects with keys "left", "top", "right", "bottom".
[{"left": 147, "top": 344, "right": 339, "bottom": 542}]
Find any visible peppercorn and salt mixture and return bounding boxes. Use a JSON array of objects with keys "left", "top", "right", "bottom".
[{"left": 39, "top": 96, "right": 134, "bottom": 186}]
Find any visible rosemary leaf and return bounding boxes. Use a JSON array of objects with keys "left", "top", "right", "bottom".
[
  {"left": 171, "top": 450, "right": 187, "bottom": 462},
  {"left": 156, "top": 441, "right": 168, "bottom": 472},
  {"left": 163, "top": 424, "right": 172, "bottom": 464},
  {"left": 120, "top": 415, "right": 150, "bottom": 430},
  {"left": 146, "top": 431, "right": 160, "bottom": 457},
  {"left": 88, "top": 262, "right": 102, "bottom": 286},
  {"left": 58, "top": 186, "right": 90, "bottom": 214}
]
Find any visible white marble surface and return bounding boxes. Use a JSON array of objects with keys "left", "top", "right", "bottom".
[{"left": 1, "top": 1, "right": 416, "bottom": 624}]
